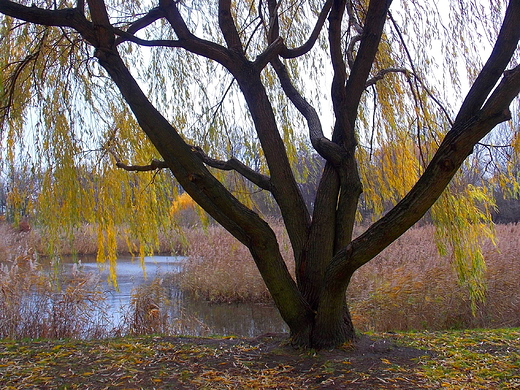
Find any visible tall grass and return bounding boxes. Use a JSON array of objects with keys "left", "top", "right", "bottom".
[
  {"left": 118, "top": 277, "right": 210, "bottom": 337},
  {"left": 348, "top": 224, "right": 519, "bottom": 331},
  {"left": 181, "top": 224, "right": 520, "bottom": 332}
]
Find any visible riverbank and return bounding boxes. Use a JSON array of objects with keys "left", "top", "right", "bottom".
[{"left": 1, "top": 328, "right": 518, "bottom": 389}]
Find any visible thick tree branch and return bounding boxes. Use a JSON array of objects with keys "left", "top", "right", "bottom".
[
  {"left": 159, "top": 0, "right": 235, "bottom": 67},
  {"left": 0, "top": 0, "right": 94, "bottom": 43},
  {"left": 480, "top": 65, "right": 520, "bottom": 119},
  {"left": 271, "top": 57, "right": 345, "bottom": 166},
  {"left": 218, "top": 0, "right": 244, "bottom": 53},
  {"left": 125, "top": 7, "right": 164, "bottom": 35},
  {"left": 328, "top": 66, "right": 520, "bottom": 295},
  {"left": 234, "top": 66, "right": 311, "bottom": 263},
  {"left": 343, "top": 0, "right": 393, "bottom": 128},
  {"left": 253, "top": 36, "right": 285, "bottom": 70},
  {"left": 455, "top": 0, "right": 520, "bottom": 123},
  {"left": 327, "top": 0, "right": 370, "bottom": 253},
  {"left": 346, "top": 34, "right": 362, "bottom": 68},
  {"left": 346, "top": 0, "right": 363, "bottom": 34},
  {"left": 86, "top": 0, "right": 110, "bottom": 27},
  {"left": 316, "top": 64, "right": 519, "bottom": 344},
  {"left": 0, "top": 0, "right": 78, "bottom": 26},
  {"left": 281, "top": 0, "right": 333, "bottom": 58},
  {"left": 191, "top": 146, "right": 273, "bottom": 191},
  {"left": 114, "top": 7, "right": 165, "bottom": 45},
  {"left": 265, "top": 0, "right": 280, "bottom": 43},
  {"left": 337, "top": 65, "right": 520, "bottom": 288},
  {"left": 94, "top": 42, "right": 313, "bottom": 332},
  {"left": 332, "top": 0, "right": 392, "bottom": 254}
]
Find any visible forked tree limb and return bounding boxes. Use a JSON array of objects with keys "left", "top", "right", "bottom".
[{"left": 191, "top": 146, "right": 273, "bottom": 191}]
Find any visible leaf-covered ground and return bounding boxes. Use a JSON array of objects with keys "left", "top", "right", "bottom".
[{"left": 0, "top": 329, "right": 518, "bottom": 389}]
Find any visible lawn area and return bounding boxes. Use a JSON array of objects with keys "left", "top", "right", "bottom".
[{"left": 0, "top": 328, "right": 518, "bottom": 389}]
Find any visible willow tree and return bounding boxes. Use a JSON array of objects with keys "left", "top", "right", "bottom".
[{"left": 1, "top": 0, "right": 519, "bottom": 348}]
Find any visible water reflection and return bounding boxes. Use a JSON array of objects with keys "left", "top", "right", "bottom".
[{"left": 57, "top": 255, "right": 288, "bottom": 337}]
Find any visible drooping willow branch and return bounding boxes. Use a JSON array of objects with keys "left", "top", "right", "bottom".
[{"left": 387, "top": 11, "right": 454, "bottom": 127}]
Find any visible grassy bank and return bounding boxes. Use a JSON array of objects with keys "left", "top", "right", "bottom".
[{"left": 0, "top": 328, "right": 518, "bottom": 389}]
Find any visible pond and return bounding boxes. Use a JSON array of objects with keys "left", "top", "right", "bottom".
[{"left": 53, "top": 255, "right": 288, "bottom": 337}]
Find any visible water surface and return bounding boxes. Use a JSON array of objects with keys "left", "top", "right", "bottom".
[{"left": 57, "top": 255, "right": 288, "bottom": 337}]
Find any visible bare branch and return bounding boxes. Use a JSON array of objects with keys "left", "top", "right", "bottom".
[
  {"left": 329, "top": 56, "right": 520, "bottom": 290},
  {"left": 126, "top": 7, "right": 164, "bottom": 35},
  {"left": 365, "top": 67, "right": 407, "bottom": 87},
  {"left": 114, "top": 29, "right": 182, "bottom": 48},
  {"left": 191, "top": 146, "right": 273, "bottom": 191},
  {"left": 346, "top": 0, "right": 363, "bottom": 34},
  {"left": 344, "top": 0, "right": 363, "bottom": 68},
  {"left": 77, "top": 0, "right": 85, "bottom": 13},
  {"left": 343, "top": 0, "right": 393, "bottom": 128},
  {"left": 346, "top": 34, "right": 362, "bottom": 69},
  {"left": 271, "top": 57, "right": 345, "bottom": 166},
  {"left": 0, "top": 0, "right": 91, "bottom": 32},
  {"left": 107, "top": 146, "right": 168, "bottom": 171},
  {"left": 254, "top": 36, "right": 285, "bottom": 70},
  {"left": 159, "top": 0, "right": 236, "bottom": 68},
  {"left": 116, "top": 159, "right": 169, "bottom": 172},
  {"left": 114, "top": 7, "right": 164, "bottom": 45},
  {"left": 218, "top": 0, "right": 244, "bottom": 53},
  {"left": 455, "top": 0, "right": 520, "bottom": 123}
]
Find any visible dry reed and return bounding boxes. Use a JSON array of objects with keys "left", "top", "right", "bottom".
[
  {"left": 179, "top": 223, "right": 294, "bottom": 303},
  {"left": 0, "top": 251, "right": 110, "bottom": 339},
  {"left": 0, "top": 251, "right": 206, "bottom": 340},
  {"left": 1, "top": 221, "right": 518, "bottom": 337},
  {"left": 181, "top": 224, "right": 520, "bottom": 332},
  {"left": 0, "top": 222, "right": 184, "bottom": 259},
  {"left": 118, "top": 277, "right": 210, "bottom": 337}
]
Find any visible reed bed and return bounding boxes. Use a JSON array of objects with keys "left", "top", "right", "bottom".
[
  {"left": 0, "top": 223, "right": 183, "bottom": 260},
  {"left": 181, "top": 224, "right": 520, "bottom": 332},
  {"left": 0, "top": 252, "right": 110, "bottom": 339},
  {"left": 347, "top": 224, "right": 520, "bottom": 332},
  {"left": 179, "top": 223, "right": 295, "bottom": 303},
  {"left": 1, "top": 221, "right": 518, "bottom": 338},
  {"left": 0, "top": 251, "right": 204, "bottom": 340}
]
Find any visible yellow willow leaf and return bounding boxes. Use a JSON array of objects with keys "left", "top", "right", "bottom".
[{"left": 431, "top": 182, "right": 495, "bottom": 313}]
